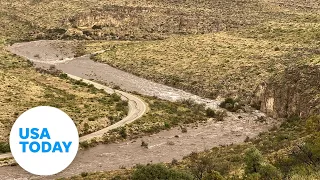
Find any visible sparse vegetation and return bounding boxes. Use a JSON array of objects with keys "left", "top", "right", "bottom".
[
  {"left": 219, "top": 98, "right": 242, "bottom": 112},
  {"left": 80, "top": 172, "right": 88, "bottom": 177},
  {"left": 0, "top": 142, "right": 10, "bottom": 153},
  {"left": 99, "top": 96, "right": 208, "bottom": 145},
  {"left": 205, "top": 108, "right": 216, "bottom": 118},
  {"left": 1, "top": 0, "right": 320, "bottom": 180},
  {"left": 79, "top": 141, "right": 90, "bottom": 149},
  {"left": 244, "top": 147, "right": 282, "bottom": 179},
  {"left": 132, "top": 164, "right": 192, "bottom": 180},
  {"left": 74, "top": 0, "right": 320, "bottom": 104},
  {"left": 215, "top": 110, "right": 227, "bottom": 122},
  {"left": 119, "top": 127, "right": 128, "bottom": 139},
  {"left": 66, "top": 114, "right": 320, "bottom": 179}
]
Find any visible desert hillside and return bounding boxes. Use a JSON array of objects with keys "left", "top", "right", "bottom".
[{"left": 0, "top": 0, "right": 319, "bottom": 179}]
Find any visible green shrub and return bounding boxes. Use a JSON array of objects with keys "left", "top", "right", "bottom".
[
  {"left": 187, "top": 153, "right": 215, "bottom": 180},
  {"left": 259, "top": 164, "right": 282, "bottom": 180},
  {"left": 206, "top": 108, "right": 216, "bottom": 118},
  {"left": 202, "top": 171, "right": 224, "bottom": 180},
  {"left": 116, "top": 101, "right": 129, "bottom": 112},
  {"left": 0, "top": 142, "right": 10, "bottom": 153},
  {"left": 306, "top": 115, "right": 320, "bottom": 132},
  {"left": 179, "top": 99, "right": 205, "bottom": 112},
  {"left": 110, "top": 93, "right": 121, "bottom": 102},
  {"left": 290, "top": 132, "right": 320, "bottom": 170},
  {"left": 74, "top": 79, "right": 87, "bottom": 86},
  {"left": 132, "top": 164, "right": 193, "bottom": 180},
  {"left": 83, "top": 122, "right": 90, "bottom": 133},
  {"left": 79, "top": 141, "right": 89, "bottom": 149},
  {"left": 80, "top": 172, "right": 88, "bottom": 177},
  {"left": 164, "top": 122, "right": 171, "bottom": 129},
  {"left": 220, "top": 98, "right": 235, "bottom": 107},
  {"left": 119, "top": 127, "right": 128, "bottom": 139},
  {"left": 59, "top": 73, "right": 68, "bottom": 79},
  {"left": 244, "top": 147, "right": 264, "bottom": 174},
  {"left": 219, "top": 98, "right": 241, "bottom": 112},
  {"left": 245, "top": 147, "right": 282, "bottom": 179},
  {"left": 245, "top": 173, "right": 261, "bottom": 180}
]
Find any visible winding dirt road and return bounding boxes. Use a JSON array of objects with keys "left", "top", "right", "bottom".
[
  {"left": 0, "top": 40, "right": 279, "bottom": 179},
  {"left": 0, "top": 72, "right": 147, "bottom": 160}
]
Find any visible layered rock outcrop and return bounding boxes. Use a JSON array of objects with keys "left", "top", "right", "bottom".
[{"left": 253, "top": 65, "right": 320, "bottom": 118}]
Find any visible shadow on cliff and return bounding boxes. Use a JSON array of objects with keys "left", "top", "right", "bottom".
[{"left": 252, "top": 65, "right": 320, "bottom": 119}]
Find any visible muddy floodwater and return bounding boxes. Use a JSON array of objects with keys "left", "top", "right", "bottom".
[{"left": 8, "top": 40, "right": 221, "bottom": 109}]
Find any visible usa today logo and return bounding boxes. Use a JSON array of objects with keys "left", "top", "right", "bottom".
[{"left": 10, "top": 106, "right": 79, "bottom": 176}]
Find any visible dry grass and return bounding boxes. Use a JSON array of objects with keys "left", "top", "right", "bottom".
[
  {"left": 0, "top": 0, "right": 288, "bottom": 41},
  {"left": 85, "top": 31, "right": 306, "bottom": 99},
  {"left": 57, "top": 169, "right": 131, "bottom": 180},
  {"left": 80, "top": 2, "right": 319, "bottom": 101}
]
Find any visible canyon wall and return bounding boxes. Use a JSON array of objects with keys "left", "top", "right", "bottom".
[{"left": 253, "top": 65, "right": 320, "bottom": 119}]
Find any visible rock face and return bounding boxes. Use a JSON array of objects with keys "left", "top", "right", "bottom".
[{"left": 253, "top": 65, "right": 320, "bottom": 119}]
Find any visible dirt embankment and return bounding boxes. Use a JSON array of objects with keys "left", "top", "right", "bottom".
[{"left": 253, "top": 65, "right": 320, "bottom": 119}]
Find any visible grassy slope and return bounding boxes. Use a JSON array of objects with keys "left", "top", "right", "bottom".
[
  {"left": 1, "top": 0, "right": 286, "bottom": 41},
  {"left": 89, "top": 32, "right": 295, "bottom": 99},
  {"left": 82, "top": 1, "right": 319, "bottom": 101}
]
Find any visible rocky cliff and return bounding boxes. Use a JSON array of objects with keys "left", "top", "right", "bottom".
[{"left": 253, "top": 65, "right": 320, "bottom": 119}]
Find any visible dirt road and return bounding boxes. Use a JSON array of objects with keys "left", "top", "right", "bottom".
[{"left": 0, "top": 72, "right": 147, "bottom": 160}]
